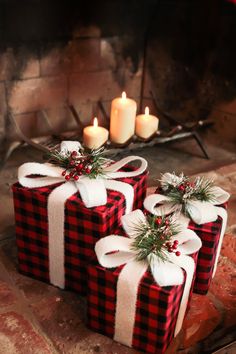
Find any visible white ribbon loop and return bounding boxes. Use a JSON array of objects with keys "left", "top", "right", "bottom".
[
  {"left": 121, "top": 209, "right": 147, "bottom": 237},
  {"left": 210, "top": 186, "right": 230, "bottom": 205},
  {"left": 77, "top": 177, "right": 107, "bottom": 208},
  {"left": 18, "top": 162, "right": 64, "bottom": 188},
  {"left": 95, "top": 236, "right": 135, "bottom": 268},
  {"left": 149, "top": 254, "right": 184, "bottom": 287},
  {"left": 94, "top": 209, "right": 202, "bottom": 346},
  {"left": 103, "top": 156, "right": 148, "bottom": 179},
  {"left": 186, "top": 200, "right": 218, "bottom": 224},
  {"left": 172, "top": 229, "right": 202, "bottom": 255},
  {"left": 144, "top": 194, "right": 178, "bottom": 216},
  {"left": 60, "top": 141, "right": 81, "bottom": 153}
]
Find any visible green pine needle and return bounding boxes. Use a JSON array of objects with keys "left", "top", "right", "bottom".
[
  {"left": 45, "top": 150, "right": 70, "bottom": 169},
  {"left": 46, "top": 146, "right": 108, "bottom": 179},
  {"left": 131, "top": 215, "right": 180, "bottom": 262},
  {"left": 159, "top": 173, "right": 215, "bottom": 217}
]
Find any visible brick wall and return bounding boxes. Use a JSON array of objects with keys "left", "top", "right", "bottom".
[
  {"left": 0, "top": 0, "right": 151, "bottom": 144},
  {"left": 0, "top": 33, "right": 143, "bottom": 141}
]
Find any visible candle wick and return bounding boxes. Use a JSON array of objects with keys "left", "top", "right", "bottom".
[
  {"left": 93, "top": 117, "right": 98, "bottom": 128},
  {"left": 144, "top": 106, "right": 149, "bottom": 116},
  {"left": 121, "top": 91, "right": 127, "bottom": 100}
]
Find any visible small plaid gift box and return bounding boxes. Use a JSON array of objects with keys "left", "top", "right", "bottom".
[
  {"left": 144, "top": 172, "right": 230, "bottom": 295},
  {"left": 87, "top": 210, "right": 201, "bottom": 354},
  {"left": 12, "top": 141, "right": 148, "bottom": 295}
]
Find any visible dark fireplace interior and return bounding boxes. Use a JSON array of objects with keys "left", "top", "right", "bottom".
[{"left": 0, "top": 0, "right": 236, "bottom": 150}]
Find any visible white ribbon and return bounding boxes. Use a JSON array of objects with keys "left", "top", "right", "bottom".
[
  {"left": 144, "top": 173, "right": 230, "bottom": 278},
  {"left": 95, "top": 209, "right": 202, "bottom": 347},
  {"left": 18, "top": 141, "right": 147, "bottom": 288}
]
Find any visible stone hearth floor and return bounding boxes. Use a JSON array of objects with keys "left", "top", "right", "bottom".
[{"left": 0, "top": 141, "right": 236, "bottom": 354}]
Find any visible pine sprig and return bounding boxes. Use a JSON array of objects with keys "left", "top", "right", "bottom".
[
  {"left": 46, "top": 146, "right": 109, "bottom": 181},
  {"left": 46, "top": 150, "right": 71, "bottom": 169},
  {"left": 131, "top": 215, "right": 181, "bottom": 262},
  {"left": 192, "top": 176, "right": 216, "bottom": 202},
  {"left": 159, "top": 172, "right": 215, "bottom": 216}
]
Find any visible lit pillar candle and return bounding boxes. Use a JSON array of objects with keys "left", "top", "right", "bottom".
[
  {"left": 135, "top": 107, "right": 159, "bottom": 139},
  {"left": 110, "top": 92, "right": 137, "bottom": 144},
  {"left": 83, "top": 117, "right": 109, "bottom": 149}
]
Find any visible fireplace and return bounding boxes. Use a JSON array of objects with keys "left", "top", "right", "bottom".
[{"left": 0, "top": 0, "right": 236, "bottom": 156}]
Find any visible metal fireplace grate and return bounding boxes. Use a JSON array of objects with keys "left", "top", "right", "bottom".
[{"left": 0, "top": 97, "right": 213, "bottom": 170}]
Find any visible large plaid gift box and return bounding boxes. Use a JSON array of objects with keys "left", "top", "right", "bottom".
[
  {"left": 143, "top": 172, "right": 230, "bottom": 295},
  {"left": 87, "top": 210, "right": 202, "bottom": 354},
  {"left": 12, "top": 154, "right": 148, "bottom": 296}
]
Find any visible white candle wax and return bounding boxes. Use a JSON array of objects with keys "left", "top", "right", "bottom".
[
  {"left": 110, "top": 92, "right": 137, "bottom": 144},
  {"left": 83, "top": 118, "right": 109, "bottom": 149},
  {"left": 135, "top": 107, "right": 159, "bottom": 139}
]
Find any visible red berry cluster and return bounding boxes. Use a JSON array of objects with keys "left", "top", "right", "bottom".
[
  {"left": 154, "top": 216, "right": 181, "bottom": 256},
  {"left": 154, "top": 216, "right": 163, "bottom": 226},
  {"left": 61, "top": 150, "right": 93, "bottom": 181},
  {"left": 178, "top": 181, "right": 195, "bottom": 193},
  {"left": 165, "top": 240, "right": 180, "bottom": 256}
]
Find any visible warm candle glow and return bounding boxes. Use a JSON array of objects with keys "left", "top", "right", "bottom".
[
  {"left": 93, "top": 117, "right": 98, "bottom": 128},
  {"left": 144, "top": 106, "right": 149, "bottom": 116},
  {"left": 83, "top": 117, "right": 109, "bottom": 149},
  {"left": 121, "top": 91, "right": 127, "bottom": 100},
  {"left": 135, "top": 107, "right": 159, "bottom": 139},
  {"left": 110, "top": 92, "right": 137, "bottom": 144}
]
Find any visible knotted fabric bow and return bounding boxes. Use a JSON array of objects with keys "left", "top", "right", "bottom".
[
  {"left": 95, "top": 209, "right": 202, "bottom": 347},
  {"left": 18, "top": 141, "right": 147, "bottom": 288},
  {"left": 144, "top": 172, "right": 230, "bottom": 277}
]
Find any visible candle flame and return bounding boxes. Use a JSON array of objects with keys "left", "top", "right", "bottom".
[
  {"left": 145, "top": 106, "right": 149, "bottom": 116},
  {"left": 93, "top": 117, "right": 98, "bottom": 127},
  {"left": 121, "top": 91, "right": 127, "bottom": 99}
]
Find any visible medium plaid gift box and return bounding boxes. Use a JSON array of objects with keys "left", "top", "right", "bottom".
[
  {"left": 12, "top": 141, "right": 148, "bottom": 295},
  {"left": 87, "top": 210, "right": 202, "bottom": 354},
  {"left": 144, "top": 172, "right": 230, "bottom": 295}
]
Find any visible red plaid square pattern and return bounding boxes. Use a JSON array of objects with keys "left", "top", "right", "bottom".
[
  {"left": 189, "top": 203, "right": 227, "bottom": 294},
  {"left": 87, "top": 261, "right": 186, "bottom": 354},
  {"left": 12, "top": 168, "right": 147, "bottom": 295}
]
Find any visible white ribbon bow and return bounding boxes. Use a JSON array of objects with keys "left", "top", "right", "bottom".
[
  {"left": 95, "top": 209, "right": 202, "bottom": 347},
  {"left": 18, "top": 141, "right": 147, "bottom": 288},
  {"left": 144, "top": 172, "right": 230, "bottom": 278}
]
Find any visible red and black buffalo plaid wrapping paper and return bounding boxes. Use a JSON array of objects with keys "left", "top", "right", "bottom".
[
  {"left": 188, "top": 203, "right": 227, "bottom": 295},
  {"left": 152, "top": 189, "right": 227, "bottom": 295},
  {"left": 87, "top": 261, "right": 191, "bottom": 354},
  {"left": 12, "top": 167, "right": 147, "bottom": 296}
]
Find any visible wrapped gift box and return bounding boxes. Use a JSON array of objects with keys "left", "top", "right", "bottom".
[
  {"left": 12, "top": 168, "right": 147, "bottom": 295},
  {"left": 149, "top": 188, "right": 228, "bottom": 295},
  {"left": 87, "top": 209, "right": 201, "bottom": 354},
  {"left": 87, "top": 254, "right": 197, "bottom": 354}
]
